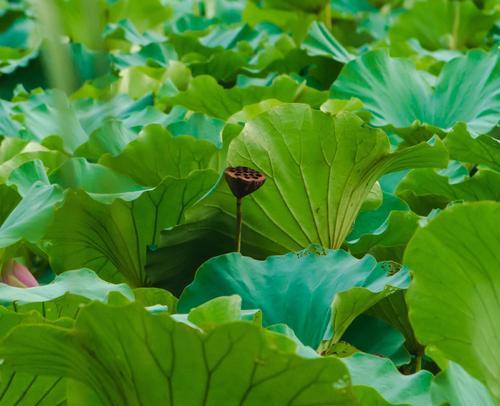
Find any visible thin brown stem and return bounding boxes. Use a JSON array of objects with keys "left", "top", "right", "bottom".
[{"left": 235, "top": 198, "right": 242, "bottom": 253}]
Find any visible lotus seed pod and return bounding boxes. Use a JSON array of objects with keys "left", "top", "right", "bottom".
[{"left": 224, "top": 166, "right": 266, "bottom": 199}]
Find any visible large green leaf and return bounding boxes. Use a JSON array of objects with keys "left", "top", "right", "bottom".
[
  {"left": 0, "top": 310, "right": 66, "bottom": 406},
  {"left": 346, "top": 192, "right": 419, "bottom": 260},
  {"left": 43, "top": 169, "right": 218, "bottom": 286},
  {"left": 0, "top": 301, "right": 359, "bottom": 405},
  {"left": 343, "top": 353, "right": 433, "bottom": 406},
  {"left": 330, "top": 49, "right": 500, "bottom": 134},
  {"left": 302, "top": 21, "right": 354, "bottom": 63},
  {"left": 405, "top": 201, "right": 500, "bottom": 401},
  {"left": 445, "top": 123, "right": 500, "bottom": 171},
  {"left": 397, "top": 168, "right": 500, "bottom": 215},
  {"left": 431, "top": 362, "right": 496, "bottom": 406},
  {"left": 178, "top": 249, "right": 408, "bottom": 348},
  {"left": 366, "top": 291, "right": 423, "bottom": 356},
  {"left": 0, "top": 182, "right": 63, "bottom": 248},
  {"left": 164, "top": 75, "right": 328, "bottom": 120},
  {"left": 205, "top": 104, "right": 446, "bottom": 252},
  {"left": 0, "top": 138, "right": 65, "bottom": 183},
  {"left": 340, "top": 315, "right": 411, "bottom": 366},
  {"left": 52, "top": 0, "right": 171, "bottom": 50},
  {"left": 389, "top": 0, "right": 497, "bottom": 52},
  {"left": 100, "top": 123, "right": 224, "bottom": 186},
  {"left": 4, "top": 90, "right": 157, "bottom": 153},
  {"left": 49, "top": 157, "right": 151, "bottom": 203}
]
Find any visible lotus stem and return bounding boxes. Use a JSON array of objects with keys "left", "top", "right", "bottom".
[
  {"left": 235, "top": 198, "right": 242, "bottom": 253},
  {"left": 323, "top": 2, "right": 332, "bottom": 30},
  {"left": 224, "top": 167, "right": 266, "bottom": 254},
  {"left": 450, "top": 0, "right": 461, "bottom": 50},
  {"left": 414, "top": 353, "right": 423, "bottom": 372}
]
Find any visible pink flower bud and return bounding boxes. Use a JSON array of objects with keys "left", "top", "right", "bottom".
[{"left": 1, "top": 260, "right": 39, "bottom": 288}]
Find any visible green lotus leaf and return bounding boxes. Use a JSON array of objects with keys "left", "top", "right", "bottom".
[
  {"left": 49, "top": 157, "right": 150, "bottom": 204},
  {"left": 366, "top": 291, "right": 424, "bottom": 356},
  {"left": 164, "top": 75, "right": 328, "bottom": 120},
  {"left": 0, "top": 268, "right": 133, "bottom": 306},
  {"left": 52, "top": 0, "right": 170, "bottom": 50},
  {"left": 100, "top": 123, "right": 225, "bottom": 187},
  {"left": 445, "top": 123, "right": 500, "bottom": 171},
  {"left": 178, "top": 249, "right": 409, "bottom": 348},
  {"left": 0, "top": 310, "right": 67, "bottom": 406},
  {"left": 103, "top": 19, "right": 165, "bottom": 48},
  {"left": 186, "top": 295, "right": 263, "bottom": 332},
  {"left": 4, "top": 90, "right": 157, "bottom": 153},
  {"left": 431, "top": 362, "right": 496, "bottom": 406},
  {"left": 341, "top": 315, "right": 410, "bottom": 366},
  {"left": 43, "top": 169, "right": 218, "bottom": 286},
  {"left": 0, "top": 301, "right": 358, "bottom": 405},
  {"left": 302, "top": 21, "right": 354, "bottom": 63},
  {"left": 264, "top": 0, "right": 329, "bottom": 13},
  {"left": 0, "top": 185, "right": 20, "bottom": 226},
  {"left": 389, "top": 0, "right": 497, "bottom": 52},
  {"left": 0, "top": 181, "right": 63, "bottom": 248},
  {"left": 397, "top": 168, "right": 500, "bottom": 215},
  {"left": 331, "top": 271, "right": 408, "bottom": 345},
  {"left": 205, "top": 104, "right": 446, "bottom": 252},
  {"left": 330, "top": 49, "right": 500, "bottom": 134},
  {"left": 167, "top": 113, "right": 226, "bottom": 147},
  {"left": 405, "top": 201, "right": 500, "bottom": 401},
  {"left": 0, "top": 138, "right": 66, "bottom": 183},
  {"left": 74, "top": 119, "right": 137, "bottom": 161},
  {"left": 243, "top": 2, "right": 317, "bottom": 41},
  {"left": 347, "top": 192, "right": 419, "bottom": 260},
  {"left": 343, "top": 352, "right": 433, "bottom": 406}
]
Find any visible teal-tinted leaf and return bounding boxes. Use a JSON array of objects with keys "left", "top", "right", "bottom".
[
  {"left": 0, "top": 268, "right": 133, "bottom": 306},
  {"left": 342, "top": 315, "right": 410, "bottom": 366},
  {"left": 0, "top": 301, "right": 357, "bottom": 405},
  {"left": 347, "top": 193, "right": 419, "bottom": 259},
  {"left": 331, "top": 49, "right": 500, "bottom": 134},
  {"left": 179, "top": 249, "right": 408, "bottom": 348},
  {"left": 103, "top": 19, "right": 165, "bottom": 47},
  {"left": 167, "top": 113, "right": 226, "bottom": 147},
  {"left": 405, "top": 202, "right": 500, "bottom": 401},
  {"left": 366, "top": 291, "right": 424, "bottom": 356},
  {"left": 4, "top": 89, "right": 157, "bottom": 153}
]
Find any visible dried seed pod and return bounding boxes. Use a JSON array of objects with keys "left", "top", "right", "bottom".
[{"left": 224, "top": 166, "right": 266, "bottom": 199}]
